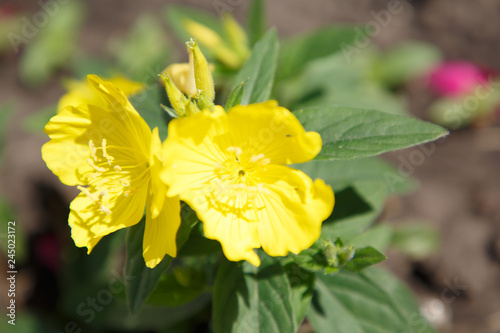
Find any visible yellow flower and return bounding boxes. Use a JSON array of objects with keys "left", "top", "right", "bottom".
[
  {"left": 161, "top": 101, "right": 334, "bottom": 266},
  {"left": 57, "top": 76, "right": 143, "bottom": 113},
  {"left": 42, "top": 75, "right": 180, "bottom": 268}
]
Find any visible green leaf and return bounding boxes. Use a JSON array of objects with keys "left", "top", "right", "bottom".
[
  {"left": 350, "top": 224, "right": 394, "bottom": 253},
  {"left": 373, "top": 42, "right": 441, "bottom": 88},
  {"left": 247, "top": 0, "right": 266, "bottom": 46},
  {"left": 283, "top": 263, "right": 315, "bottom": 328},
  {"left": 308, "top": 268, "right": 436, "bottom": 333},
  {"left": 146, "top": 264, "right": 206, "bottom": 307},
  {"left": 296, "top": 159, "right": 394, "bottom": 243},
  {"left": 278, "top": 49, "right": 410, "bottom": 115},
  {"left": 125, "top": 204, "right": 199, "bottom": 314},
  {"left": 292, "top": 237, "right": 358, "bottom": 275},
  {"left": 343, "top": 246, "right": 386, "bottom": 272},
  {"left": 213, "top": 257, "right": 296, "bottom": 333},
  {"left": 294, "top": 105, "right": 448, "bottom": 160},
  {"left": 322, "top": 182, "right": 388, "bottom": 243},
  {"left": 278, "top": 26, "right": 358, "bottom": 80},
  {"left": 129, "top": 84, "right": 170, "bottom": 140},
  {"left": 392, "top": 223, "right": 440, "bottom": 259},
  {"left": 224, "top": 80, "right": 246, "bottom": 110},
  {"left": 291, "top": 238, "right": 384, "bottom": 275},
  {"left": 177, "top": 223, "right": 222, "bottom": 257},
  {"left": 233, "top": 29, "right": 278, "bottom": 105},
  {"left": 295, "top": 158, "right": 417, "bottom": 195}
]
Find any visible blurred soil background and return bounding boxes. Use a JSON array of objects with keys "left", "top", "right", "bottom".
[{"left": 1, "top": 0, "right": 500, "bottom": 332}]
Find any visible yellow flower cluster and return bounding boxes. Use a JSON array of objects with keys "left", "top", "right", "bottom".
[{"left": 42, "top": 41, "right": 334, "bottom": 268}]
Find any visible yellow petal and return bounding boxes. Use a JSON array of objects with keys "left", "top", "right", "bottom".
[
  {"left": 160, "top": 102, "right": 334, "bottom": 266},
  {"left": 86, "top": 75, "right": 152, "bottom": 148},
  {"left": 43, "top": 75, "right": 152, "bottom": 186},
  {"left": 58, "top": 76, "right": 143, "bottom": 113},
  {"left": 143, "top": 194, "right": 181, "bottom": 268},
  {"left": 161, "top": 107, "right": 228, "bottom": 197},
  {"left": 252, "top": 165, "right": 335, "bottom": 256},
  {"left": 42, "top": 102, "right": 149, "bottom": 186},
  {"left": 227, "top": 101, "right": 322, "bottom": 164},
  {"left": 149, "top": 127, "right": 166, "bottom": 218},
  {"left": 163, "top": 63, "right": 197, "bottom": 96},
  {"left": 179, "top": 189, "right": 261, "bottom": 266},
  {"left": 69, "top": 183, "right": 148, "bottom": 252}
]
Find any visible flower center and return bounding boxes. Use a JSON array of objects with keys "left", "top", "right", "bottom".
[
  {"left": 78, "top": 139, "right": 148, "bottom": 215},
  {"left": 209, "top": 146, "right": 270, "bottom": 215}
]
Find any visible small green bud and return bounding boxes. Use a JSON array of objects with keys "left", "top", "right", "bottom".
[
  {"left": 187, "top": 39, "right": 215, "bottom": 101},
  {"left": 159, "top": 73, "right": 199, "bottom": 117},
  {"left": 194, "top": 92, "right": 215, "bottom": 111}
]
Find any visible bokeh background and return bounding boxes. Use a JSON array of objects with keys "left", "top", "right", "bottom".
[{"left": 1, "top": 0, "right": 500, "bottom": 332}]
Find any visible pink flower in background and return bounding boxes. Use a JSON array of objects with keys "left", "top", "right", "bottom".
[{"left": 429, "top": 61, "right": 489, "bottom": 97}]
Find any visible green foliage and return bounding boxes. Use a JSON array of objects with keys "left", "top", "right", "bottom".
[
  {"left": 224, "top": 80, "right": 246, "bottom": 110},
  {"left": 111, "top": 14, "right": 170, "bottom": 81},
  {"left": 247, "top": 0, "right": 266, "bottom": 47},
  {"left": 27, "top": 3, "right": 447, "bottom": 329},
  {"left": 284, "top": 263, "right": 315, "bottom": 327},
  {"left": 392, "top": 223, "right": 440, "bottom": 259},
  {"left": 294, "top": 105, "right": 448, "bottom": 160},
  {"left": 278, "top": 26, "right": 358, "bottom": 80},
  {"left": 19, "top": 0, "right": 85, "bottom": 87},
  {"left": 129, "top": 84, "right": 170, "bottom": 140},
  {"left": 308, "top": 268, "right": 437, "bottom": 333},
  {"left": 233, "top": 29, "right": 278, "bottom": 104},
  {"left": 146, "top": 264, "right": 207, "bottom": 307},
  {"left": 213, "top": 257, "right": 297, "bottom": 333},
  {"left": 371, "top": 42, "right": 441, "bottom": 88},
  {"left": 350, "top": 224, "right": 395, "bottom": 253},
  {"left": 291, "top": 238, "right": 386, "bottom": 275},
  {"left": 125, "top": 205, "right": 199, "bottom": 314},
  {"left": 279, "top": 50, "right": 408, "bottom": 114}
]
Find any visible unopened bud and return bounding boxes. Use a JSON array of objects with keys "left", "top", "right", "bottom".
[
  {"left": 159, "top": 73, "right": 200, "bottom": 117},
  {"left": 162, "top": 63, "right": 197, "bottom": 96},
  {"left": 187, "top": 39, "right": 215, "bottom": 101},
  {"left": 194, "top": 92, "right": 215, "bottom": 111}
]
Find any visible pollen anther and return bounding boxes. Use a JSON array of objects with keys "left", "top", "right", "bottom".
[{"left": 227, "top": 146, "right": 242, "bottom": 157}]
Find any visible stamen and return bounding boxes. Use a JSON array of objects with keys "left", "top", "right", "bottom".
[
  {"left": 101, "top": 139, "right": 114, "bottom": 165},
  {"left": 89, "top": 140, "right": 99, "bottom": 161},
  {"left": 100, "top": 205, "right": 111, "bottom": 215},
  {"left": 87, "top": 158, "right": 106, "bottom": 173},
  {"left": 250, "top": 154, "right": 265, "bottom": 163},
  {"left": 77, "top": 185, "right": 98, "bottom": 204},
  {"left": 259, "top": 158, "right": 270, "bottom": 166},
  {"left": 120, "top": 178, "right": 130, "bottom": 187},
  {"left": 114, "top": 165, "right": 122, "bottom": 171},
  {"left": 227, "top": 146, "right": 242, "bottom": 157}
]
